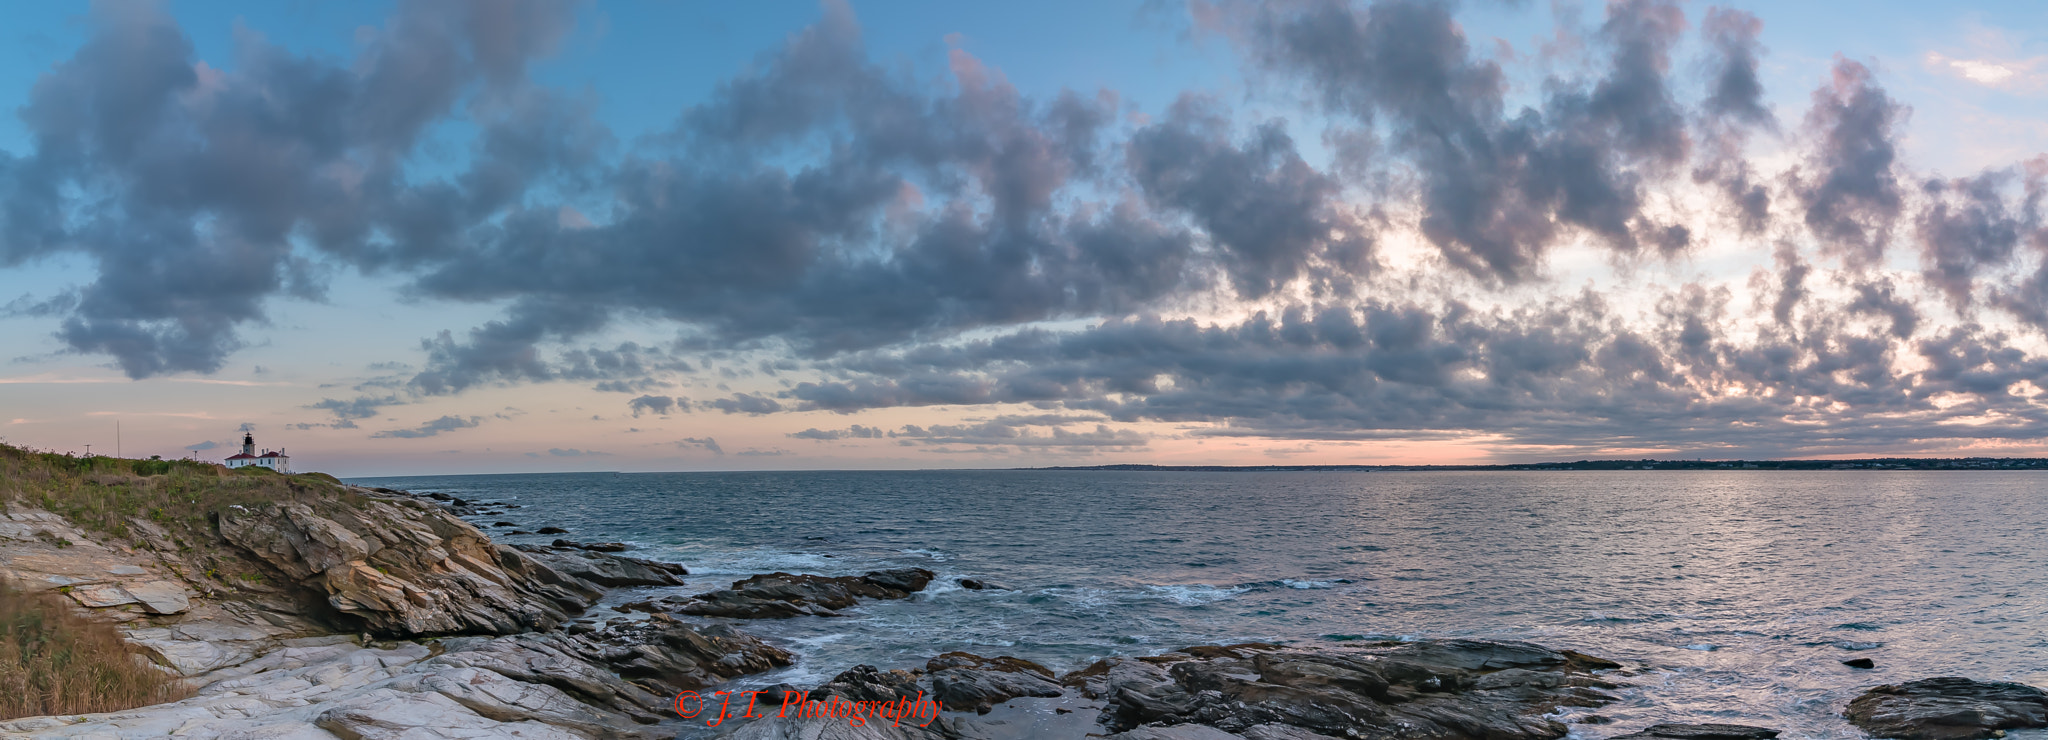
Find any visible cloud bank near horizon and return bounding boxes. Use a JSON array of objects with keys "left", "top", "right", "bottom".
[{"left": 8, "top": 0, "right": 2048, "bottom": 462}]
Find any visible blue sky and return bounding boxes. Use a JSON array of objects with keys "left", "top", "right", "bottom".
[{"left": 7, "top": 0, "right": 2048, "bottom": 475}]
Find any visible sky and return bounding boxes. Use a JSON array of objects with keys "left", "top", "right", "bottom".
[{"left": 6, "top": 1, "right": 2048, "bottom": 476}]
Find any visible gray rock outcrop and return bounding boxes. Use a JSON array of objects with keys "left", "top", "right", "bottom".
[
  {"left": 673, "top": 568, "right": 937, "bottom": 619},
  {"left": 0, "top": 487, "right": 782, "bottom": 740},
  {"left": 925, "top": 652, "right": 1065, "bottom": 714},
  {"left": 1610, "top": 724, "right": 1781, "bottom": 739},
  {"left": 215, "top": 496, "right": 685, "bottom": 637},
  {"left": 1071, "top": 639, "right": 1622, "bottom": 739},
  {"left": 1844, "top": 677, "right": 2048, "bottom": 740}
]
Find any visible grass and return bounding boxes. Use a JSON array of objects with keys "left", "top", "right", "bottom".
[
  {"left": 0, "top": 443, "right": 364, "bottom": 547},
  {"left": 0, "top": 442, "right": 376, "bottom": 642},
  {"left": 0, "top": 578, "right": 193, "bottom": 720}
]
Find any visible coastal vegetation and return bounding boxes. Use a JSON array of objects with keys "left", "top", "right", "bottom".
[
  {"left": 0, "top": 442, "right": 368, "bottom": 607},
  {"left": 0, "top": 578, "right": 192, "bottom": 720},
  {"left": 0, "top": 442, "right": 358, "bottom": 544}
]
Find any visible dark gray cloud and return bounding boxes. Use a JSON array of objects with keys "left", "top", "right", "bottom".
[
  {"left": 1768, "top": 245, "right": 1809, "bottom": 325},
  {"left": 627, "top": 395, "right": 682, "bottom": 417},
  {"left": 2, "top": 0, "right": 589, "bottom": 378},
  {"left": 1846, "top": 278, "right": 1919, "bottom": 339},
  {"left": 1694, "top": 7, "right": 1775, "bottom": 234},
  {"left": 790, "top": 424, "right": 887, "bottom": 440},
  {"left": 309, "top": 395, "right": 403, "bottom": 423},
  {"left": 396, "top": 1, "right": 1215, "bottom": 373},
  {"left": 754, "top": 282, "right": 2048, "bottom": 457},
  {"left": 706, "top": 393, "right": 785, "bottom": 415},
  {"left": 677, "top": 437, "right": 723, "bottom": 455},
  {"left": 893, "top": 420, "right": 1149, "bottom": 451},
  {"left": 371, "top": 414, "right": 483, "bottom": 439},
  {"left": 1699, "top": 8, "right": 1774, "bottom": 127},
  {"left": 1917, "top": 171, "right": 2034, "bottom": 306},
  {"left": 1128, "top": 96, "right": 1371, "bottom": 296},
  {"left": 1227, "top": 0, "right": 1697, "bottom": 280},
  {"left": 793, "top": 416, "right": 1146, "bottom": 452},
  {"left": 1795, "top": 59, "right": 1906, "bottom": 263}
]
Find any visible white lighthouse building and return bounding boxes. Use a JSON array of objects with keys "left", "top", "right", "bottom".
[{"left": 224, "top": 433, "right": 291, "bottom": 473}]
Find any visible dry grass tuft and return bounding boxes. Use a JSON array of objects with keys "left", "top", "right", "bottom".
[{"left": 0, "top": 579, "right": 192, "bottom": 720}]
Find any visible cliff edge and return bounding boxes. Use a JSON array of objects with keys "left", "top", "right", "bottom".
[{"left": 0, "top": 448, "right": 787, "bottom": 739}]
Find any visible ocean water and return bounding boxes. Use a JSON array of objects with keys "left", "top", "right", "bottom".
[{"left": 347, "top": 470, "right": 2048, "bottom": 738}]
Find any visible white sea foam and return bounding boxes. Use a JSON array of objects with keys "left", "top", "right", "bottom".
[
  {"left": 675, "top": 548, "right": 859, "bottom": 577},
  {"left": 1144, "top": 584, "right": 1250, "bottom": 605},
  {"left": 915, "top": 576, "right": 968, "bottom": 599}
]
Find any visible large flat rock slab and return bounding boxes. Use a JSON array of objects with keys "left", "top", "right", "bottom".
[{"left": 1845, "top": 677, "right": 2048, "bottom": 740}]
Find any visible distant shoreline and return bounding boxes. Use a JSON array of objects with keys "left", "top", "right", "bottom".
[
  {"left": 1026, "top": 457, "right": 2048, "bottom": 472},
  {"left": 335, "top": 457, "right": 2048, "bottom": 479}
]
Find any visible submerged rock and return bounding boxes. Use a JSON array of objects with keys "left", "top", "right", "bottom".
[
  {"left": 1844, "top": 657, "right": 1876, "bottom": 669},
  {"left": 1845, "top": 677, "right": 2048, "bottom": 740},
  {"left": 677, "top": 567, "right": 937, "bottom": 619},
  {"left": 1611, "top": 724, "right": 1781, "bottom": 739},
  {"left": 1073, "top": 639, "right": 1622, "bottom": 739},
  {"left": 553, "top": 538, "right": 631, "bottom": 552}
]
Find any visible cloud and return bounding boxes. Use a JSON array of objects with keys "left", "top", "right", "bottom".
[
  {"left": 309, "top": 395, "right": 403, "bottom": 422},
  {"left": 1796, "top": 59, "right": 1907, "bottom": 263},
  {"left": 676, "top": 436, "right": 723, "bottom": 455},
  {"left": 547, "top": 447, "right": 609, "bottom": 457},
  {"left": 184, "top": 440, "right": 218, "bottom": 451},
  {"left": 790, "top": 424, "right": 887, "bottom": 440},
  {"left": 892, "top": 419, "right": 1149, "bottom": 450},
  {"left": 749, "top": 285, "right": 2048, "bottom": 457},
  {"left": 1128, "top": 95, "right": 1371, "bottom": 297},
  {"left": 372, "top": 415, "right": 482, "bottom": 439},
  {"left": 1916, "top": 170, "right": 2036, "bottom": 306},
  {"left": 1695, "top": 7, "right": 1775, "bottom": 234},
  {"left": 1924, "top": 51, "right": 2048, "bottom": 90},
  {"left": 20, "top": 0, "right": 2048, "bottom": 461},
  {"left": 706, "top": 392, "right": 783, "bottom": 415},
  {"left": 2, "top": 0, "right": 590, "bottom": 378},
  {"left": 1222, "top": 0, "right": 1696, "bottom": 281},
  {"left": 627, "top": 394, "right": 684, "bottom": 417}
]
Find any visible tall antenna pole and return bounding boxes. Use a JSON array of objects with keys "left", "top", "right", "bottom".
[{"left": 117, "top": 421, "right": 121, "bottom": 459}]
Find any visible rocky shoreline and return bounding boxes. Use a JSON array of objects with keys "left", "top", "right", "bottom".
[{"left": 2, "top": 484, "right": 2044, "bottom": 740}]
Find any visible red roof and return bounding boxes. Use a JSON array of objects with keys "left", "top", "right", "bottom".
[{"left": 225, "top": 453, "right": 257, "bottom": 460}]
